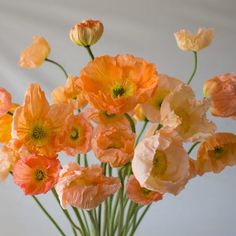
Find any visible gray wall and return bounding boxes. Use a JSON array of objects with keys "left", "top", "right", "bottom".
[{"left": 0, "top": 0, "right": 235, "bottom": 235}]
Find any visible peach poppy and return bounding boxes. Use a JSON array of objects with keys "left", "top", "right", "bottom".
[
  {"left": 0, "top": 145, "right": 19, "bottom": 181},
  {"left": 0, "top": 103, "right": 19, "bottom": 143},
  {"left": 79, "top": 54, "right": 158, "bottom": 114},
  {"left": 203, "top": 73, "right": 236, "bottom": 118},
  {"left": 132, "top": 128, "right": 190, "bottom": 195},
  {"left": 55, "top": 163, "right": 121, "bottom": 210},
  {"left": 160, "top": 84, "right": 216, "bottom": 142},
  {"left": 52, "top": 76, "right": 87, "bottom": 109},
  {"left": 174, "top": 28, "right": 214, "bottom": 51},
  {"left": 62, "top": 113, "right": 93, "bottom": 156},
  {"left": 0, "top": 87, "right": 12, "bottom": 117},
  {"left": 12, "top": 84, "right": 73, "bottom": 157},
  {"left": 70, "top": 19, "right": 104, "bottom": 46},
  {"left": 19, "top": 36, "right": 50, "bottom": 68},
  {"left": 196, "top": 132, "right": 236, "bottom": 176},
  {"left": 141, "top": 74, "right": 183, "bottom": 122},
  {"left": 13, "top": 155, "right": 60, "bottom": 195},
  {"left": 127, "top": 175, "right": 163, "bottom": 205},
  {"left": 92, "top": 125, "right": 135, "bottom": 167},
  {"left": 84, "top": 107, "right": 130, "bottom": 127}
]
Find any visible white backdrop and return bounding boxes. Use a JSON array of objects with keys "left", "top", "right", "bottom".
[{"left": 0, "top": 0, "right": 236, "bottom": 235}]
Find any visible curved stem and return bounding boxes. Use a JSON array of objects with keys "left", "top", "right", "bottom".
[
  {"left": 51, "top": 188, "right": 83, "bottom": 235},
  {"left": 124, "top": 113, "right": 136, "bottom": 133},
  {"left": 72, "top": 207, "right": 88, "bottom": 236},
  {"left": 129, "top": 204, "right": 151, "bottom": 236},
  {"left": 88, "top": 210, "right": 99, "bottom": 236},
  {"left": 135, "top": 119, "right": 148, "bottom": 146},
  {"left": 45, "top": 58, "right": 68, "bottom": 78},
  {"left": 187, "top": 51, "right": 198, "bottom": 85},
  {"left": 32, "top": 195, "right": 66, "bottom": 236},
  {"left": 85, "top": 46, "right": 95, "bottom": 60},
  {"left": 188, "top": 141, "right": 200, "bottom": 154}
]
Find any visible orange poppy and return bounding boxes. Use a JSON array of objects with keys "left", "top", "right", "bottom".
[{"left": 79, "top": 54, "right": 158, "bottom": 114}]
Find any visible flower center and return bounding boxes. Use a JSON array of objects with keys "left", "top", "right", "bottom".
[
  {"left": 141, "top": 187, "right": 152, "bottom": 196},
  {"left": 35, "top": 169, "right": 45, "bottom": 181},
  {"left": 209, "top": 146, "right": 225, "bottom": 160},
  {"left": 70, "top": 127, "right": 79, "bottom": 140},
  {"left": 112, "top": 86, "right": 125, "bottom": 97},
  {"left": 151, "top": 150, "right": 167, "bottom": 176},
  {"left": 175, "top": 108, "right": 191, "bottom": 135},
  {"left": 150, "top": 89, "right": 169, "bottom": 109},
  {"left": 31, "top": 126, "right": 46, "bottom": 140}
]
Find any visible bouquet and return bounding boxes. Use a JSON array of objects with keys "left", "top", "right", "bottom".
[{"left": 0, "top": 19, "right": 236, "bottom": 236}]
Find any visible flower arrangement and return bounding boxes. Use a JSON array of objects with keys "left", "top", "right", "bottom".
[{"left": 0, "top": 19, "right": 236, "bottom": 236}]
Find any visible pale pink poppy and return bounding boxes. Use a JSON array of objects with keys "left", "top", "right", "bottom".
[
  {"left": 160, "top": 84, "right": 216, "bottom": 142},
  {"left": 55, "top": 163, "right": 121, "bottom": 210},
  {"left": 132, "top": 128, "right": 190, "bottom": 195}
]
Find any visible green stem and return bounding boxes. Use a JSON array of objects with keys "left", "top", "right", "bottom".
[
  {"left": 85, "top": 46, "right": 95, "bottom": 60},
  {"left": 118, "top": 171, "right": 124, "bottom": 236},
  {"left": 187, "top": 51, "right": 197, "bottom": 85},
  {"left": 82, "top": 210, "right": 90, "bottom": 234},
  {"left": 129, "top": 204, "right": 151, "bottom": 236},
  {"left": 102, "top": 199, "right": 108, "bottom": 236},
  {"left": 45, "top": 58, "right": 68, "bottom": 78},
  {"left": 51, "top": 188, "right": 83, "bottom": 235},
  {"left": 98, "top": 204, "right": 102, "bottom": 235},
  {"left": 188, "top": 141, "right": 200, "bottom": 154},
  {"left": 32, "top": 195, "right": 66, "bottom": 236},
  {"left": 77, "top": 154, "right": 81, "bottom": 165},
  {"left": 84, "top": 154, "right": 88, "bottom": 167},
  {"left": 110, "top": 191, "right": 120, "bottom": 235},
  {"left": 124, "top": 113, "right": 136, "bottom": 133},
  {"left": 135, "top": 119, "right": 148, "bottom": 146},
  {"left": 72, "top": 207, "right": 88, "bottom": 236},
  {"left": 88, "top": 210, "right": 99, "bottom": 236},
  {"left": 123, "top": 202, "right": 138, "bottom": 235}
]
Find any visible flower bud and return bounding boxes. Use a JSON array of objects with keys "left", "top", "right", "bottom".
[
  {"left": 203, "top": 73, "right": 236, "bottom": 118},
  {"left": 174, "top": 28, "right": 214, "bottom": 52},
  {"left": 70, "top": 19, "right": 104, "bottom": 46}
]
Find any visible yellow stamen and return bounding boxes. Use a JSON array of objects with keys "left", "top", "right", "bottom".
[
  {"left": 31, "top": 125, "right": 46, "bottom": 140},
  {"left": 70, "top": 127, "right": 79, "bottom": 140},
  {"left": 35, "top": 169, "right": 45, "bottom": 181}
]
